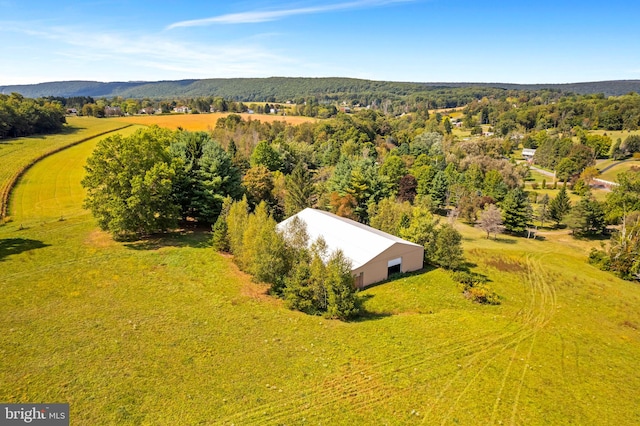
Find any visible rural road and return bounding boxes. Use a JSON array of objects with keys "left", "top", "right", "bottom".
[
  {"left": 527, "top": 164, "right": 619, "bottom": 187},
  {"left": 527, "top": 165, "right": 556, "bottom": 178}
]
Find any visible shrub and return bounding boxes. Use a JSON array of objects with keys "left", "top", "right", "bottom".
[
  {"left": 588, "top": 248, "right": 610, "bottom": 271},
  {"left": 451, "top": 271, "right": 500, "bottom": 305}
]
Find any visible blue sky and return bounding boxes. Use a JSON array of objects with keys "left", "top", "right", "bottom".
[{"left": 1, "top": 0, "right": 639, "bottom": 85}]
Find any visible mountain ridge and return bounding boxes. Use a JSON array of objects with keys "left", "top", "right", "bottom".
[{"left": 2, "top": 77, "right": 639, "bottom": 99}]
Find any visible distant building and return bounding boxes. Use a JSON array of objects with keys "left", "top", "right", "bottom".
[
  {"left": 522, "top": 148, "right": 536, "bottom": 162},
  {"left": 105, "top": 106, "right": 123, "bottom": 117},
  {"left": 173, "top": 106, "right": 189, "bottom": 113},
  {"left": 277, "top": 208, "right": 424, "bottom": 288}
]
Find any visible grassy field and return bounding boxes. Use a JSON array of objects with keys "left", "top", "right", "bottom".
[
  {"left": 0, "top": 116, "right": 131, "bottom": 219},
  {"left": 116, "top": 112, "right": 316, "bottom": 131},
  {"left": 587, "top": 129, "right": 640, "bottom": 142},
  {"left": 598, "top": 159, "right": 640, "bottom": 182},
  {"left": 1, "top": 123, "right": 640, "bottom": 424}
]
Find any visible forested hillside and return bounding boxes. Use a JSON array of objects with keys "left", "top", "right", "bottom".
[{"left": 3, "top": 77, "right": 640, "bottom": 101}]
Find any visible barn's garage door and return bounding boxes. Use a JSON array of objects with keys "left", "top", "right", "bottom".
[{"left": 387, "top": 257, "right": 401, "bottom": 277}]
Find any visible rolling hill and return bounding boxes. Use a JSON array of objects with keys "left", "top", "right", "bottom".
[{"left": 2, "top": 77, "right": 639, "bottom": 100}]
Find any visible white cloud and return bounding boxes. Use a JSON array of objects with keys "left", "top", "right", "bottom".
[
  {"left": 167, "top": 0, "right": 413, "bottom": 29},
  {"left": 0, "top": 22, "right": 303, "bottom": 83}
]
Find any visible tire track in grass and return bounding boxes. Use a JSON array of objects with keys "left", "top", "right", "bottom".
[
  {"left": 223, "top": 287, "right": 537, "bottom": 425},
  {"left": 507, "top": 254, "right": 556, "bottom": 425},
  {"left": 221, "top": 323, "right": 528, "bottom": 425},
  {"left": 223, "top": 253, "right": 559, "bottom": 425},
  {"left": 423, "top": 253, "right": 557, "bottom": 425},
  {"left": 422, "top": 255, "right": 539, "bottom": 423}
]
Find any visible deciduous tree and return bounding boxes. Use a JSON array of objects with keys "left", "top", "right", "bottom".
[{"left": 477, "top": 204, "right": 505, "bottom": 239}]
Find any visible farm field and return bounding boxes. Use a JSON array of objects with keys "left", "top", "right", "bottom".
[
  {"left": 597, "top": 159, "right": 640, "bottom": 182},
  {"left": 1, "top": 123, "right": 640, "bottom": 424},
  {"left": 0, "top": 116, "right": 131, "bottom": 219},
  {"left": 587, "top": 129, "right": 640, "bottom": 142},
  {"left": 115, "top": 112, "right": 316, "bottom": 131}
]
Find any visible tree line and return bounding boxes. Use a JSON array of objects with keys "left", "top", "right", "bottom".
[
  {"left": 83, "top": 100, "right": 640, "bottom": 285},
  {"left": 0, "top": 93, "right": 66, "bottom": 139}
]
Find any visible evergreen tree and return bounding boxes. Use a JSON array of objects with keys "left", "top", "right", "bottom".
[
  {"left": 549, "top": 185, "right": 571, "bottom": 226},
  {"left": 211, "top": 197, "right": 233, "bottom": 252},
  {"left": 284, "top": 162, "right": 314, "bottom": 217},
  {"left": 431, "top": 224, "right": 464, "bottom": 270},
  {"left": 566, "top": 194, "right": 606, "bottom": 236},
  {"left": 226, "top": 197, "right": 249, "bottom": 266},
  {"left": 325, "top": 250, "right": 361, "bottom": 320},
  {"left": 536, "top": 194, "right": 551, "bottom": 228},
  {"left": 429, "top": 171, "right": 449, "bottom": 209},
  {"left": 227, "top": 138, "right": 237, "bottom": 158},
  {"left": 501, "top": 187, "right": 533, "bottom": 234}
]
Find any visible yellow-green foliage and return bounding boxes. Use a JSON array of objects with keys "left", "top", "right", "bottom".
[{"left": 1, "top": 128, "right": 640, "bottom": 424}]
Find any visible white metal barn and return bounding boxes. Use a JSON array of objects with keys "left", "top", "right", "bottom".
[{"left": 277, "top": 208, "right": 424, "bottom": 288}]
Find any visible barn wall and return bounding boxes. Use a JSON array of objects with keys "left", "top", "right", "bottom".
[{"left": 352, "top": 243, "right": 424, "bottom": 288}]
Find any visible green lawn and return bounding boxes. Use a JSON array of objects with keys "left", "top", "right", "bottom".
[
  {"left": 1, "top": 125, "right": 640, "bottom": 424},
  {"left": 0, "top": 116, "right": 131, "bottom": 220},
  {"left": 587, "top": 129, "right": 640, "bottom": 142},
  {"left": 598, "top": 159, "right": 640, "bottom": 182}
]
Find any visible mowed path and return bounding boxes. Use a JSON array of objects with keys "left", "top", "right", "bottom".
[{"left": 10, "top": 126, "right": 143, "bottom": 224}]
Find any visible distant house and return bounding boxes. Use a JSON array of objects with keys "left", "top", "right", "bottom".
[
  {"left": 104, "top": 106, "right": 123, "bottom": 117},
  {"left": 277, "top": 208, "right": 424, "bottom": 288},
  {"left": 66, "top": 108, "right": 78, "bottom": 115},
  {"left": 522, "top": 148, "right": 536, "bottom": 162},
  {"left": 173, "top": 106, "right": 189, "bottom": 113}
]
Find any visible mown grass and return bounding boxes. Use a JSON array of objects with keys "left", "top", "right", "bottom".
[
  {"left": 1, "top": 123, "right": 640, "bottom": 424},
  {"left": 0, "top": 117, "right": 131, "bottom": 220},
  {"left": 598, "top": 159, "right": 640, "bottom": 182},
  {"left": 116, "top": 112, "right": 316, "bottom": 131},
  {"left": 587, "top": 129, "right": 640, "bottom": 141}
]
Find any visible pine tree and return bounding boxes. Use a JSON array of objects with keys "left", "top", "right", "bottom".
[
  {"left": 211, "top": 215, "right": 229, "bottom": 252},
  {"left": 536, "top": 194, "right": 551, "bottom": 228},
  {"left": 431, "top": 224, "right": 464, "bottom": 270},
  {"left": 284, "top": 162, "right": 314, "bottom": 217},
  {"left": 325, "top": 250, "right": 361, "bottom": 320},
  {"left": 549, "top": 185, "right": 571, "bottom": 226},
  {"left": 501, "top": 187, "right": 533, "bottom": 234},
  {"left": 566, "top": 194, "right": 606, "bottom": 236},
  {"left": 429, "top": 171, "right": 449, "bottom": 209}
]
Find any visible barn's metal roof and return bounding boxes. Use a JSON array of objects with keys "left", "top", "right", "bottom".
[{"left": 277, "top": 208, "right": 422, "bottom": 270}]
